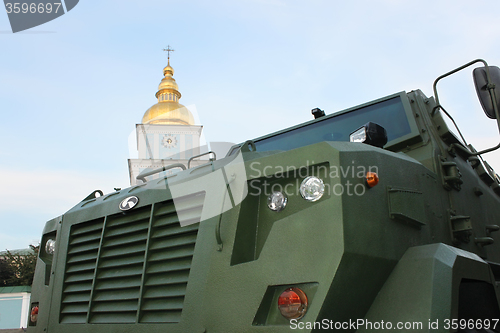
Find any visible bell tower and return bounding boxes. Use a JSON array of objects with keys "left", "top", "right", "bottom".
[{"left": 128, "top": 47, "right": 204, "bottom": 185}]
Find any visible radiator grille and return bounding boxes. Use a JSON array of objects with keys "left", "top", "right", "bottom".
[
  {"left": 60, "top": 218, "right": 104, "bottom": 323},
  {"left": 60, "top": 194, "right": 204, "bottom": 324}
]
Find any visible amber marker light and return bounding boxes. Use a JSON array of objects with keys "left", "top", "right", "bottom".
[
  {"left": 366, "top": 172, "right": 379, "bottom": 188},
  {"left": 278, "top": 288, "right": 308, "bottom": 320}
]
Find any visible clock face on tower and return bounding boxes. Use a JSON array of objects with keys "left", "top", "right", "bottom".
[{"left": 162, "top": 134, "right": 178, "bottom": 148}]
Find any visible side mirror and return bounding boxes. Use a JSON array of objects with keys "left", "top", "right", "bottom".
[
  {"left": 349, "top": 122, "right": 388, "bottom": 148},
  {"left": 473, "top": 66, "right": 500, "bottom": 119},
  {"left": 432, "top": 59, "right": 500, "bottom": 157}
]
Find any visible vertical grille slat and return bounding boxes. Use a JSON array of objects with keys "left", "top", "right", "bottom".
[
  {"left": 60, "top": 194, "right": 204, "bottom": 324},
  {"left": 60, "top": 218, "right": 104, "bottom": 324},
  {"left": 138, "top": 195, "right": 204, "bottom": 323}
]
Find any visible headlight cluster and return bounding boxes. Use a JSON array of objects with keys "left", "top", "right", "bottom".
[
  {"left": 45, "top": 239, "right": 56, "bottom": 255},
  {"left": 299, "top": 176, "right": 325, "bottom": 202},
  {"left": 267, "top": 191, "right": 288, "bottom": 212},
  {"left": 267, "top": 176, "right": 325, "bottom": 212}
]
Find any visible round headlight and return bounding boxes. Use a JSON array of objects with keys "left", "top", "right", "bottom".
[
  {"left": 267, "top": 191, "right": 288, "bottom": 212},
  {"left": 45, "top": 239, "right": 56, "bottom": 255},
  {"left": 299, "top": 176, "right": 325, "bottom": 202},
  {"left": 278, "top": 288, "right": 308, "bottom": 320}
]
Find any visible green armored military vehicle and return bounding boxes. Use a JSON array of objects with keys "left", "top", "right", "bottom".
[{"left": 27, "top": 59, "right": 500, "bottom": 332}]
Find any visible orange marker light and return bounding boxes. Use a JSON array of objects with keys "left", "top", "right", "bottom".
[
  {"left": 278, "top": 288, "right": 308, "bottom": 320},
  {"left": 366, "top": 172, "right": 379, "bottom": 188}
]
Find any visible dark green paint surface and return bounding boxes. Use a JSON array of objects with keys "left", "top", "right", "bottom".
[{"left": 27, "top": 88, "right": 500, "bottom": 333}]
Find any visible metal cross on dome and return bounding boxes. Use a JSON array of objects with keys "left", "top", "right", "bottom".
[{"left": 163, "top": 45, "right": 175, "bottom": 60}]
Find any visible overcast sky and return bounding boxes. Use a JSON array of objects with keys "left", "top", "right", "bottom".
[{"left": 1, "top": 0, "right": 500, "bottom": 250}]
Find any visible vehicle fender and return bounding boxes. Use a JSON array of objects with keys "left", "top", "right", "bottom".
[{"left": 358, "top": 243, "right": 498, "bottom": 332}]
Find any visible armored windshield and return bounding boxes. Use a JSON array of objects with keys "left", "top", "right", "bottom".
[{"left": 252, "top": 95, "right": 413, "bottom": 152}]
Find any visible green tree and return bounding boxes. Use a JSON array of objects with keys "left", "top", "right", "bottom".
[
  {"left": 0, "top": 257, "right": 15, "bottom": 286},
  {"left": 2, "top": 244, "right": 39, "bottom": 286}
]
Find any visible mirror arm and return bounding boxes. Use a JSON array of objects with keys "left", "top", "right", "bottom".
[
  {"left": 457, "top": 71, "right": 500, "bottom": 156},
  {"left": 432, "top": 104, "right": 469, "bottom": 146},
  {"left": 432, "top": 59, "right": 489, "bottom": 116},
  {"left": 449, "top": 141, "right": 500, "bottom": 157},
  {"left": 449, "top": 108, "right": 500, "bottom": 156},
  {"left": 432, "top": 59, "right": 500, "bottom": 156}
]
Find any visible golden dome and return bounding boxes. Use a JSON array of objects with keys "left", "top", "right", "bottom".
[
  {"left": 142, "top": 102, "right": 194, "bottom": 125},
  {"left": 142, "top": 60, "right": 195, "bottom": 125}
]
